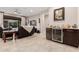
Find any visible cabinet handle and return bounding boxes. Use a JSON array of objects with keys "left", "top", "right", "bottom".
[{"left": 66, "top": 30, "right": 74, "bottom": 32}]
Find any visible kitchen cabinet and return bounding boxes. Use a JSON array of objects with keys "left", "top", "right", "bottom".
[
  {"left": 63, "top": 29, "right": 79, "bottom": 47},
  {"left": 46, "top": 28, "right": 79, "bottom": 47},
  {"left": 46, "top": 28, "right": 52, "bottom": 40}
]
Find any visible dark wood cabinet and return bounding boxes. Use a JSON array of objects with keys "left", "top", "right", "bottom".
[
  {"left": 63, "top": 29, "right": 79, "bottom": 47},
  {"left": 46, "top": 28, "right": 79, "bottom": 47},
  {"left": 46, "top": 28, "right": 52, "bottom": 40}
]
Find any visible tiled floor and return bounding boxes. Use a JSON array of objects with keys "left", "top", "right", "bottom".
[{"left": 0, "top": 33, "right": 79, "bottom": 52}]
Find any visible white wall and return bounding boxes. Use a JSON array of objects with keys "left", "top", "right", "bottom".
[
  {"left": 40, "top": 13, "right": 45, "bottom": 35},
  {"left": 27, "top": 7, "right": 78, "bottom": 35},
  {"left": 17, "top": 7, "right": 78, "bottom": 36},
  {"left": 4, "top": 13, "right": 21, "bottom": 18},
  {"left": 0, "top": 7, "right": 78, "bottom": 39},
  {"left": 48, "top": 7, "right": 77, "bottom": 27},
  {"left": 26, "top": 15, "right": 41, "bottom": 32},
  {"left": 0, "top": 12, "right": 4, "bottom": 28},
  {"left": 77, "top": 8, "right": 79, "bottom": 28},
  {"left": 44, "top": 14, "right": 49, "bottom": 27},
  {"left": 0, "top": 7, "right": 77, "bottom": 29},
  {"left": 27, "top": 11, "right": 49, "bottom": 36},
  {"left": 21, "top": 16, "right": 26, "bottom": 26}
]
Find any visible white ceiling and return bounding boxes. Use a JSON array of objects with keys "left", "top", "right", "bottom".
[{"left": 0, "top": 7, "right": 49, "bottom": 17}]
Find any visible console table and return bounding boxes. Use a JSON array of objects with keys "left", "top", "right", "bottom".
[{"left": 3, "top": 30, "right": 17, "bottom": 43}]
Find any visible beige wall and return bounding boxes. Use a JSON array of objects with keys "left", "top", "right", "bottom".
[
  {"left": 48, "top": 7, "right": 77, "bottom": 27},
  {"left": 27, "top": 7, "right": 78, "bottom": 36},
  {"left": 27, "top": 15, "right": 40, "bottom": 28},
  {"left": 0, "top": 12, "right": 4, "bottom": 28},
  {"left": 27, "top": 14, "right": 44, "bottom": 34},
  {"left": 21, "top": 16, "right": 26, "bottom": 26},
  {"left": 77, "top": 8, "right": 79, "bottom": 28},
  {"left": 27, "top": 11, "right": 49, "bottom": 36},
  {"left": 0, "top": 7, "right": 77, "bottom": 35}
]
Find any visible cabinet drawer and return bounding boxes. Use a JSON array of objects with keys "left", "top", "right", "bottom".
[
  {"left": 63, "top": 29, "right": 79, "bottom": 47},
  {"left": 46, "top": 28, "right": 52, "bottom": 40}
]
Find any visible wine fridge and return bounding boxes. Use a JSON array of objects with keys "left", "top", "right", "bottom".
[{"left": 52, "top": 29, "right": 63, "bottom": 43}]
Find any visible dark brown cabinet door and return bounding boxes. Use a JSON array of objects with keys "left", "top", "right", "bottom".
[
  {"left": 63, "top": 29, "right": 79, "bottom": 47},
  {"left": 46, "top": 28, "right": 52, "bottom": 40}
]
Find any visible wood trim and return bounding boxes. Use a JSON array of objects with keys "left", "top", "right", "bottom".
[{"left": 4, "top": 15, "right": 21, "bottom": 20}]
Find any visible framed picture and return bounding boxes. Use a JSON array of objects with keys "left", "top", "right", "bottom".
[
  {"left": 25, "top": 19, "right": 29, "bottom": 25},
  {"left": 30, "top": 20, "right": 36, "bottom": 26},
  {"left": 54, "top": 7, "right": 65, "bottom": 21}
]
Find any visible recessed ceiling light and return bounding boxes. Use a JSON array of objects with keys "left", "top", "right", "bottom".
[
  {"left": 14, "top": 9, "right": 21, "bottom": 14},
  {"left": 30, "top": 10, "right": 33, "bottom": 12}
]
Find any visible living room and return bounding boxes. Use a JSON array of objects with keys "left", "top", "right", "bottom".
[{"left": 0, "top": 7, "right": 79, "bottom": 52}]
